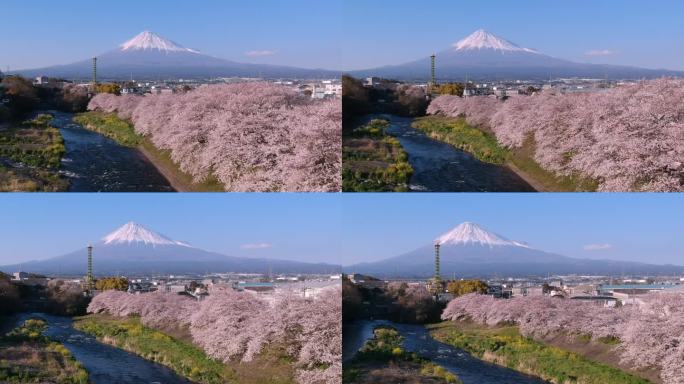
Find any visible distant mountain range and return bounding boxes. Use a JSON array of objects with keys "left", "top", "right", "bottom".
[
  {"left": 1, "top": 222, "right": 340, "bottom": 276},
  {"left": 345, "top": 222, "right": 684, "bottom": 278},
  {"left": 349, "top": 29, "right": 684, "bottom": 81},
  {"left": 13, "top": 31, "right": 339, "bottom": 80}
]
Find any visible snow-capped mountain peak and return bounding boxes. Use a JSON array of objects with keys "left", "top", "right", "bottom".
[
  {"left": 102, "top": 222, "right": 192, "bottom": 247},
  {"left": 120, "top": 31, "right": 200, "bottom": 53},
  {"left": 452, "top": 29, "right": 538, "bottom": 54},
  {"left": 435, "top": 222, "right": 531, "bottom": 248}
]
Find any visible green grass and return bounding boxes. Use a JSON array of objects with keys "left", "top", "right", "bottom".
[
  {"left": 73, "top": 314, "right": 295, "bottom": 384},
  {"left": 508, "top": 134, "right": 598, "bottom": 192},
  {"left": 415, "top": 115, "right": 598, "bottom": 191},
  {"left": 0, "top": 114, "right": 68, "bottom": 191},
  {"left": 429, "top": 322, "right": 648, "bottom": 384},
  {"left": 0, "top": 114, "right": 64, "bottom": 169},
  {"left": 139, "top": 139, "right": 225, "bottom": 192},
  {"left": 413, "top": 115, "right": 509, "bottom": 164},
  {"left": 0, "top": 318, "right": 89, "bottom": 384},
  {"left": 73, "top": 112, "right": 142, "bottom": 147},
  {"left": 345, "top": 326, "right": 461, "bottom": 384},
  {"left": 343, "top": 119, "right": 414, "bottom": 192},
  {"left": 75, "top": 111, "right": 226, "bottom": 191}
]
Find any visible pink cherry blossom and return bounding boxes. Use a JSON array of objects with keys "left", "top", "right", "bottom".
[
  {"left": 428, "top": 78, "right": 684, "bottom": 191},
  {"left": 87, "top": 83, "right": 341, "bottom": 192}
]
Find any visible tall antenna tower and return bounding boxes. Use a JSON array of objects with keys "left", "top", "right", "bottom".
[
  {"left": 430, "top": 53, "right": 436, "bottom": 94},
  {"left": 431, "top": 242, "right": 443, "bottom": 294},
  {"left": 86, "top": 245, "right": 94, "bottom": 292},
  {"left": 92, "top": 57, "right": 98, "bottom": 85}
]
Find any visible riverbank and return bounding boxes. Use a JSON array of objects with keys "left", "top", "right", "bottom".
[
  {"left": 0, "top": 318, "right": 88, "bottom": 384},
  {"left": 342, "top": 118, "right": 413, "bottom": 192},
  {"left": 74, "top": 112, "right": 224, "bottom": 192},
  {"left": 73, "top": 313, "right": 296, "bottom": 384},
  {"left": 413, "top": 115, "right": 598, "bottom": 192},
  {"left": 0, "top": 114, "right": 68, "bottom": 191},
  {"left": 429, "top": 321, "right": 652, "bottom": 384},
  {"left": 344, "top": 326, "right": 461, "bottom": 384}
]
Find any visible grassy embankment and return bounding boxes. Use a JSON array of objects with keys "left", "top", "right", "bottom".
[
  {"left": 0, "top": 114, "right": 68, "bottom": 191},
  {"left": 0, "top": 318, "right": 88, "bottom": 384},
  {"left": 73, "top": 112, "right": 224, "bottom": 191},
  {"left": 73, "top": 314, "right": 296, "bottom": 384},
  {"left": 413, "top": 115, "right": 599, "bottom": 192},
  {"left": 343, "top": 119, "right": 413, "bottom": 192},
  {"left": 343, "top": 326, "right": 461, "bottom": 384},
  {"left": 429, "top": 321, "right": 652, "bottom": 384}
]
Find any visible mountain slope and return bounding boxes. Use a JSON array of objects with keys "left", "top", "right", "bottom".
[
  {"left": 1, "top": 222, "right": 339, "bottom": 276},
  {"left": 349, "top": 29, "right": 684, "bottom": 81},
  {"left": 15, "top": 31, "right": 339, "bottom": 80},
  {"left": 345, "top": 222, "right": 684, "bottom": 278}
]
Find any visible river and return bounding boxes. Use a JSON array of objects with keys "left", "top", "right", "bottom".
[
  {"left": 13, "top": 313, "right": 191, "bottom": 384},
  {"left": 344, "top": 320, "right": 548, "bottom": 384},
  {"left": 48, "top": 111, "right": 174, "bottom": 192},
  {"left": 361, "top": 114, "right": 536, "bottom": 192}
]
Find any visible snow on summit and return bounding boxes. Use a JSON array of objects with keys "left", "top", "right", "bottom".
[
  {"left": 120, "top": 31, "right": 200, "bottom": 53},
  {"left": 102, "top": 222, "right": 192, "bottom": 247},
  {"left": 435, "top": 222, "right": 531, "bottom": 248},
  {"left": 453, "top": 29, "right": 539, "bottom": 53}
]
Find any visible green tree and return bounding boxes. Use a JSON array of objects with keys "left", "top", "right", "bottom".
[
  {"left": 447, "top": 280, "right": 488, "bottom": 297},
  {"left": 437, "top": 82, "right": 465, "bottom": 96},
  {"left": 1, "top": 76, "right": 39, "bottom": 117},
  {"left": 342, "top": 75, "right": 372, "bottom": 122},
  {"left": 95, "top": 277, "right": 129, "bottom": 291},
  {"left": 94, "top": 83, "right": 121, "bottom": 95}
]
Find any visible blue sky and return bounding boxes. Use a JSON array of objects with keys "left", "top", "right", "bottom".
[
  {"left": 0, "top": 194, "right": 341, "bottom": 265},
  {"left": 341, "top": 194, "right": 684, "bottom": 266},
  {"left": 0, "top": 0, "right": 341, "bottom": 70},
  {"left": 341, "top": 0, "right": 684, "bottom": 70},
  {"left": 1, "top": 194, "right": 681, "bottom": 268}
]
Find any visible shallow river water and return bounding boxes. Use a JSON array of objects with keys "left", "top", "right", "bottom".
[
  {"left": 360, "top": 114, "right": 536, "bottom": 192},
  {"left": 14, "top": 313, "right": 191, "bottom": 384},
  {"left": 343, "top": 320, "right": 548, "bottom": 384},
  {"left": 48, "top": 111, "right": 173, "bottom": 192}
]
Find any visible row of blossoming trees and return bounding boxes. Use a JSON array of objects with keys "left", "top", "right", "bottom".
[
  {"left": 442, "top": 293, "right": 684, "bottom": 383},
  {"left": 427, "top": 78, "right": 684, "bottom": 191},
  {"left": 88, "top": 285, "right": 341, "bottom": 384},
  {"left": 88, "top": 83, "right": 341, "bottom": 192}
]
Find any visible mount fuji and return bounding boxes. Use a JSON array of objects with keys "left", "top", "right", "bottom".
[
  {"left": 1, "top": 222, "right": 340, "bottom": 276},
  {"left": 345, "top": 222, "right": 684, "bottom": 278},
  {"left": 15, "top": 31, "right": 339, "bottom": 80},
  {"left": 349, "top": 29, "right": 684, "bottom": 81}
]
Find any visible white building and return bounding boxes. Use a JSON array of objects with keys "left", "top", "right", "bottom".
[{"left": 324, "top": 83, "right": 342, "bottom": 97}]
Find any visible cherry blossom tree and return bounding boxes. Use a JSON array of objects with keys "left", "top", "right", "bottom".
[
  {"left": 86, "top": 284, "right": 342, "bottom": 384},
  {"left": 87, "top": 83, "right": 341, "bottom": 192},
  {"left": 427, "top": 78, "right": 684, "bottom": 191},
  {"left": 441, "top": 292, "right": 684, "bottom": 383}
]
